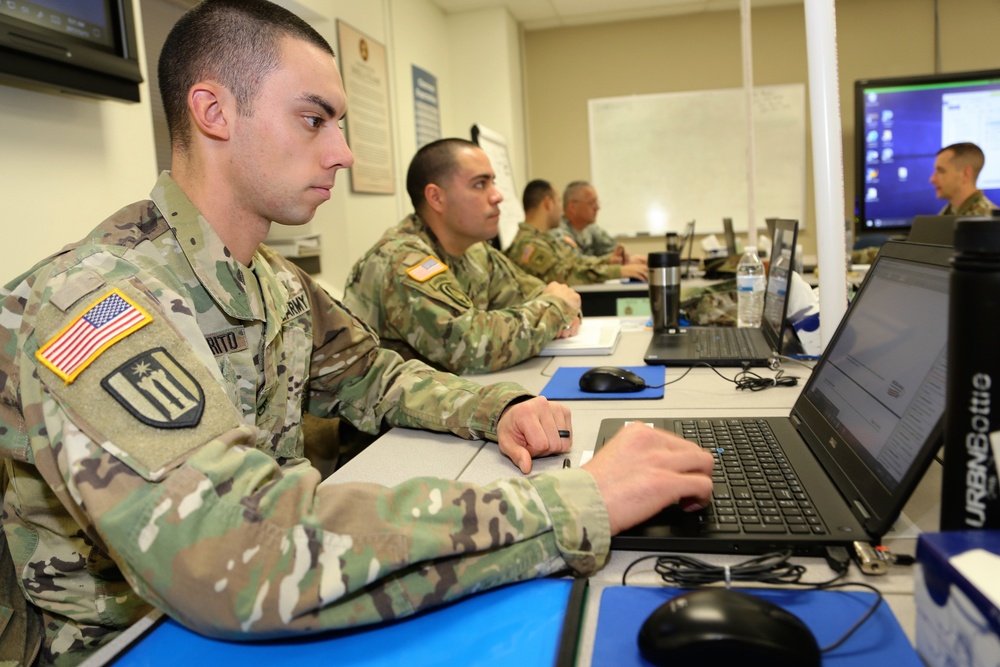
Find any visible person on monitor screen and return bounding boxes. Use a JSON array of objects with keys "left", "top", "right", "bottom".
[
  {"left": 343, "top": 139, "right": 584, "bottom": 374},
  {"left": 0, "top": 2, "right": 714, "bottom": 663},
  {"left": 505, "top": 179, "right": 648, "bottom": 284},
  {"left": 930, "top": 142, "right": 998, "bottom": 215},
  {"left": 551, "top": 181, "right": 646, "bottom": 266}
]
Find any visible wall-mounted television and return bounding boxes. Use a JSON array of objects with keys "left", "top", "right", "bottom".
[
  {"left": 854, "top": 69, "right": 1000, "bottom": 234},
  {"left": 0, "top": 0, "right": 143, "bottom": 102}
]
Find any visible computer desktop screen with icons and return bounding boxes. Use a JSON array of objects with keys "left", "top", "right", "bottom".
[{"left": 854, "top": 69, "right": 1000, "bottom": 234}]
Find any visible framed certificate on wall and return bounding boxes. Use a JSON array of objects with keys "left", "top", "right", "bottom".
[{"left": 337, "top": 20, "right": 395, "bottom": 194}]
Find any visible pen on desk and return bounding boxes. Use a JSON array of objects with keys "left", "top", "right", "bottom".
[
  {"left": 563, "top": 458, "right": 571, "bottom": 469},
  {"left": 558, "top": 429, "right": 571, "bottom": 438}
]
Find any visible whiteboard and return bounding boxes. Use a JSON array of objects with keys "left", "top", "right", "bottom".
[
  {"left": 588, "top": 84, "right": 806, "bottom": 237},
  {"left": 472, "top": 124, "right": 524, "bottom": 250}
]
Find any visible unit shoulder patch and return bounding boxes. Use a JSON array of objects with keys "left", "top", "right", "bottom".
[{"left": 101, "top": 347, "right": 205, "bottom": 429}]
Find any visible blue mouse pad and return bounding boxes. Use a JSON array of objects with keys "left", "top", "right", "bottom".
[
  {"left": 593, "top": 586, "right": 921, "bottom": 666},
  {"left": 539, "top": 366, "right": 665, "bottom": 400},
  {"left": 113, "top": 578, "right": 574, "bottom": 667}
]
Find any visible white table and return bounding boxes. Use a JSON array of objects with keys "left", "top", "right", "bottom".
[{"left": 332, "top": 321, "right": 939, "bottom": 664}]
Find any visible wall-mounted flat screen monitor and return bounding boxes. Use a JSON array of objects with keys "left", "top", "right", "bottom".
[
  {"left": 0, "top": 0, "right": 143, "bottom": 102},
  {"left": 854, "top": 69, "right": 1000, "bottom": 234}
]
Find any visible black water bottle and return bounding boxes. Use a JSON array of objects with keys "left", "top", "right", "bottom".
[
  {"left": 940, "top": 217, "right": 1000, "bottom": 530},
  {"left": 649, "top": 251, "right": 681, "bottom": 332}
]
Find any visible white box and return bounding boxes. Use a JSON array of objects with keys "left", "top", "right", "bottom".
[{"left": 915, "top": 531, "right": 1000, "bottom": 667}]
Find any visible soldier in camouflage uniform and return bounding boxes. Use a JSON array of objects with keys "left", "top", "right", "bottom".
[
  {"left": 550, "top": 181, "right": 646, "bottom": 270},
  {"left": 931, "top": 142, "right": 999, "bottom": 216},
  {"left": 0, "top": 2, "right": 716, "bottom": 664},
  {"left": 505, "top": 179, "right": 648, "bottom": 285},
  {"left": 343, "top": 140, "right": 584, "bottom": 374}
]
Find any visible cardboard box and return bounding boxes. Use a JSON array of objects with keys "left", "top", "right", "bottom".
[{"left": 915, "top": 531, "right": 1000, "bottom": 667}]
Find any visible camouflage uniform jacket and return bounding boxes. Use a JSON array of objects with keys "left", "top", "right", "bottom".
[
  {"left": 550, "top": 218, "right": 618, "bottom": 257},
  {"left": 939, "top": 190, "right": 999, "bottom": 216},
  {"left": 505, "top": 223, "right": 622, "bottom": 285},
  {"left": 342, "top": 215, "right": 578, "bottom": 374},
  {"left": 0, "top": 174, "right": 610, "bottom": 665}
]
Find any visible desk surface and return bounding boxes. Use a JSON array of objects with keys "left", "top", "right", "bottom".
[{"left": 332, "top": 321, "right": 939, "bottom": 665}]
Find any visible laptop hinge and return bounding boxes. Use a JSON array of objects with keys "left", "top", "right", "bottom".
[{"left": 852, "top": 499, "right": 871, "bottom": 521}]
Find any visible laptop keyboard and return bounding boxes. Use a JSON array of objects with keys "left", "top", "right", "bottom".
[
  {"left": 674, "top": 418, "right": 828, "bottom": 536},
  {"left": 691, "top": 328, "right": 756, "bottom": 359}
]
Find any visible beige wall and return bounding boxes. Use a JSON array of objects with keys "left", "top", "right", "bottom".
[
  {"left": 522, "top": 0, "right": 1000, "bottom": 260},
  {"left": 5, "top": 0, "right": 999, "bottom": 287}
]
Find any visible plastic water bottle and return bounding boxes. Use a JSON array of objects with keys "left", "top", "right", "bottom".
[{"left": 736, "top": 246, "right": 765, "bottom": 328}]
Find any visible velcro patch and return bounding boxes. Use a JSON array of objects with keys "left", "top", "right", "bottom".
[
  {"left": 101, "top": 348, "right": 205, "bottom": 429},
  {"left": 205, "top": 327, "right": 249, "bottom": 356},
  {"left": 284, "top": 290, "right": 310, "bottom": 322},
  {"left": 520, "top": 245, "right": 536, "bottom": 264},
  {"left": 36, "top": 289, "right": 152, "bottom": 384},
  {"left": 406, "top": 255, "right": 448, "bottom": 282}
]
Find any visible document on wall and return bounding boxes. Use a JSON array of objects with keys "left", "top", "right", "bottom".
[{"left": 337, "top": 20, "right": 395, "bottom": 194}]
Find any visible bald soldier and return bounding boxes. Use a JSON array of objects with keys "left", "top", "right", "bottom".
[
  {"left": 343, "top": 139, "right": 583, "bottom": 374},
  {"left": 506, "top": 179, "right": 648, "bottom": 285},
  {"left": 0, "top": 2, "right": 713, "bottom": 664}
]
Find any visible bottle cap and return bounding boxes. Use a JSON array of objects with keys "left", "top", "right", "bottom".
[
  {"left": 648, "top": 251, "right": 681, "bottom": 268},
  {"left": 955, "top": 217, "right": 1000, "bottom": 254}
]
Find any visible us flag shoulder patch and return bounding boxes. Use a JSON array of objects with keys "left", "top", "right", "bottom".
[
  {"left": 36, "top": 289, "right": 153, "bottom": 384},
  {"left": 406, "top": 255, "right": 448, "bottom": 282}
]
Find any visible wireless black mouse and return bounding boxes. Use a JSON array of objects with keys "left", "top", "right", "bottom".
[
  {"left": 637, "top": 588, "right": 821, "bottom": 667},
  {"left": 578, "top": 366, "right": 647, "bottom": 393}
]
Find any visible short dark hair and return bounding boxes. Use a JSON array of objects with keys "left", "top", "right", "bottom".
[
  {"left": 406, "top": 138, "right": 479, "bottom": 214},
  {"left": 158, "top": 0, "right": 333, "bottom": 153},
  {"left": 522, "top": 179, "right": 555, "bottom": 212},
  {"left": 938, "top": 142, "right": 986, "bottom": 179}
]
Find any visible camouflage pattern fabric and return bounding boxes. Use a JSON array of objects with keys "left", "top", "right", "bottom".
[
  {"left": 342, "top": 215, "right": 578, "bottom": 374},
  {"left": 549, "top": 218, "right": 618, "bottom": 257},
  {"left": 0, "top": 173, "right": 610, "bottom": 665},
  {"left": 939, "top": 190, "right": 999, "bottom": 216},
  {"left": 680, "top": 279, "right": 739, "bottom": 327},
  {"left": 505, "top": 223, "right": 622, "bottom": 285}
]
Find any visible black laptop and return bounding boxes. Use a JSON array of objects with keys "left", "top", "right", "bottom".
[
  {"left": 644, "top": 219, "right": 799, "bottom": 367},
  {"left": 599, "top": 240, "right": 951, "bottom": 555}
]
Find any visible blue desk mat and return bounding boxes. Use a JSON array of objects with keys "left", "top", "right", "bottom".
[
  {"left": 113, "top": 578, "right": 574, "bottom": 667},
  {"left": 594, "top": 585, "right": 922, "bottom": 666},
  {"left": 540, "top": 366, "right": 665, "bottom": 400}
]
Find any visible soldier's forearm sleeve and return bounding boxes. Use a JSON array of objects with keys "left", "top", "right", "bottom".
[
  {"left": 386, "top": 290, "right": 576, "bottom": 375},
  {"left": 66, "top": 424, "right": 610, "bottom": 639}
]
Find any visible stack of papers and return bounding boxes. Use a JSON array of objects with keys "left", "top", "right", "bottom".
[{"left": 538, "top": 319, "right": 621, "bottom": 356}]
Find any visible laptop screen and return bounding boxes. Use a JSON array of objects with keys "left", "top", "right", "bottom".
[
  {"left": 801, "top": 250, "right": 949, "bottom": 494},
  {"left": 761, "top": 219, "right": 798, "bottom": 350}
]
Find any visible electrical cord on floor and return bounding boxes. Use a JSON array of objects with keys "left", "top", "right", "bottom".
[{"left": 621, "top": 547, "right": 884, "bottom": 655}]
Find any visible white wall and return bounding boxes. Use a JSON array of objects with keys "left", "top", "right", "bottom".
[
  {"left": 0, "top": 0, "right": 527, "bottom": 297},
  {"left": 0, "top": 1, "right": 157, "bottom": 280}
]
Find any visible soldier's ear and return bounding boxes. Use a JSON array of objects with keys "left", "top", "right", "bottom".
[
  {"left": 425, "top": 183, "right": 447, "bottom": 214},
  {"left": 188, "top": 81, "right": 231, "bottom": 142}
]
